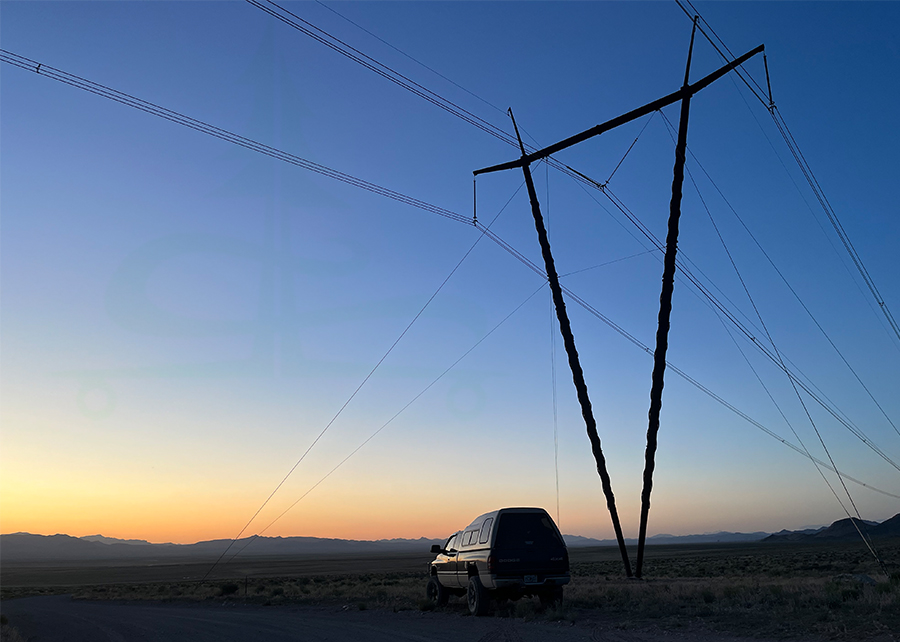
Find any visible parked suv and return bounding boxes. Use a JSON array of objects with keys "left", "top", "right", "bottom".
[{"left": 426, "top": 507, "right": 570, "bottom": 615}]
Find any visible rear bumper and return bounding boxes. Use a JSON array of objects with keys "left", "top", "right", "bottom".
[{"left": 485, "top": 574, "right": 570, "bottom": 592}]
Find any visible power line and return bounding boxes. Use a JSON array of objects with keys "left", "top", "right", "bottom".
[
  {"left": 726, "top": 74, "right": 898, "bottom": 351},
  {"left": 249, "top": 0, "right": 655, "bottom": 220},
  {"left": 474, "top": 223, "right": 900, "bottom": 500},
  {"left": 770, "top": 108, "right": 900, "bottom": 346},
  {"left": 245, "top": 0, "right": 898, "bottom": 467},
  {"left": 546, "top": 163, "right": 561, "bottom": 529},
  {"left": 674, "top": 0, "right": 900, "bottom": 349},
  {"left": 666, "top": 9, "right": 890, "bottom": 572},
  {"left": 224, "top": 281, "right": 549, "bottom": 563},
  {"left": 312, "top": 0, "right": 509, "bottom": 120},
  {"left": 715, "top": 305, "right": 891, "bottom": 561},
  {"left": 683, "top": 128, "right": 883, "bottom": 566},
  {"left": 657, "top": 110, "right": 898, "bottom": 440},
  {"left": 7, "top": 46, "right": 893, "bottom": 510},
  {"left": 559, "top": 250, "right": 657, "bottom": 278},
  {"left": 247, "top": 0, "right": 515, "bottom": 147},
  {"left": 575, "top": 161, "right": 900, "bottom": 473},
  {"left": 0, "top": 49, "right": 469, "bottom": 227},
  {"left": 201, "top": 181, "right": 525, "bottom": 581},
  {"left": 223, "top": 230, "right": 898, "bottom": 564}
]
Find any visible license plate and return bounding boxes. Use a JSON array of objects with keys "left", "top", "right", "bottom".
[{"left": 524, "top": 575, "right": 539, "bottom": 584}]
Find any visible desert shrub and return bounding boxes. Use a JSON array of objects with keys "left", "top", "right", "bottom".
[
  {"left": 218, "top": 583, "right": 239, "bottom": 597},
  {"left": 514, "top": 599, "right": 536, "bottom": 620},
  {"left": 544, "top": 602, "right": 576, "bottom": 622},
  {"left": 0, "top": 623, "right": 26, "bottom": 642}
]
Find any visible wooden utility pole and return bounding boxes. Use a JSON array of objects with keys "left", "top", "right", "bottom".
[
  {"left": 509, "top": 109, "right": 634, "bottom": 577},
  {"left": 636, "top": 17, "right": 698, "bottom": 579},
  {"left": 475, "top": 29, "right": 763, "bottom": 578}
]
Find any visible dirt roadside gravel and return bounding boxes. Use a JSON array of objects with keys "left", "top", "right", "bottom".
[{"left": 1, "top": 594, "right": 868, "bottom": 642}]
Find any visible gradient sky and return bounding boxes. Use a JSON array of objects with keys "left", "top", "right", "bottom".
[{"left": 2, "top": 2, "right": 898, "bottom": 546}]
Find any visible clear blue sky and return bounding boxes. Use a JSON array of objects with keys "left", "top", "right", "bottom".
[{"left": 2, "top": 1, "right": 898, "bottom": 544}]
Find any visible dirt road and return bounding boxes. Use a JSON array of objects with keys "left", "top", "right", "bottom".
[{"left": 1, "top": 595, "right": 819, "bottom": 642}]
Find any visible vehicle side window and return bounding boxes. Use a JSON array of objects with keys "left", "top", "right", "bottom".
[
  {"left": 479, "top": 518, "right": 493, "bottom": 544},
  {"left": 463, "top": 530, "right": 473, "bottom": 547},
  {"left": 446, "top": 533, "right": 458, "bottom": 551}
]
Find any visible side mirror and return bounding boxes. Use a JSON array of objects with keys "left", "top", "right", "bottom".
[{"left": 430, "top": 544, "right": 443, "bottom": 554}]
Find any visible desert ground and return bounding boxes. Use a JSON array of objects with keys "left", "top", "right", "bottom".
[{"left": 2, "top": 540, "right": 898, "bottom": 641}]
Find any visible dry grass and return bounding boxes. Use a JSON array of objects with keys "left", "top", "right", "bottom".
[
  {"left": 563, "top": 539, "right": 900, "bottom": 639},
  {"left": 0, "top": 615, "right": 28, "bottom": 642},
  {"left": 564, "top": 574, "right": 899, "bottom": 638},
  {"left": 69, "top": 572, "right": 427, "bottom": 611},
  {"left": 3, "top": 540, "right": 898, "bottom": 639}
]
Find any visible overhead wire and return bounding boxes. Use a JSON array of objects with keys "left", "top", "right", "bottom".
[
  {"left": 673, "top": 3, "right": 896, "bottom": 567},
  {"left": 248, "top": 0, "right": 515, "bottom": 147},
  {"left": 546, "top": 161, "right": 561, "bottom": 528},
  {"left": 575, "top": 172, "right": 773, "bottom": 341},
  {"left": 572, "top": 155, "right": 900, "bottom": 473},
  {"left": 714, "top": 308, "right": 883, "bottom": 523},
  {"left": 725, "top": 74, "right": 896, "bottom": 351},
  {"left": 689, "top": 151, "right": 884, "bottom": 568},
  {"left": 559, "top": 250, "right": 657, "bottom": 278},
  {"left": 224, "top": 280, "right": 549, "bottom": 564},
  {"left": 0, "top": 51, "right": 471, "bottom": 230},
  {"left": 474, "top": 222, "right": 900, "bottom": 499},
  {"left": 770, "top": 108, "right": 900, "bottom": 346},
  {"left": 6, "top": 44, "right": 895, "bottom": 524},
  {"left": 201, "top": 179, "right": 525, "bottom": 579},
  {"left": 312, "top": 0, "right": 509, "bottom": 120},
  {"left": 674, "top": 0, "right": 900, "bottom": 348},
  {"left": 657, "top": 64, "right": 888, "bottom": 574},
  {"left": 249, "top": 0, "right": 651, "bottom": 217},
  {"left": 602, "top": 112, "right": 657, "bottom": 187},
  {"left": 245, "top": 0, "right": 898, "bottom": 467},
  {"left": 657, "top": 110, "right": 899, "bottom": 439},
  {"left": 254, "top": 0, "right": 807, "bottom": 384}
]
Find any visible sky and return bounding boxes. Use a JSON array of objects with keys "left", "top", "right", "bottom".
[{"left": 2, "top": 1, "right": 898, "bottom": 547}]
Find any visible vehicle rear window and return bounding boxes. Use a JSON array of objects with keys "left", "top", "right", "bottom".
[{"left": 494, "top": 513, "right": 563, "bottom": 549}]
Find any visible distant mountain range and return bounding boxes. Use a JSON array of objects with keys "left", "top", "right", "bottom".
[
  {"left": 562, "top": 531, "right": 771, "bottom": 547},
  {"left": 2, "top": 514, "right": 896, "bottom": 563},
  {"left": 763, "top": 514, "right": 900, "bottom": 542},
  {"left": 0, "top": 533, "right": 445, "bottom": 563}
]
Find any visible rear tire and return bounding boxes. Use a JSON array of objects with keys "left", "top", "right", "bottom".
[
  {"left": 426, "top": 576, "right": 448, "bottom": 607},
  {"left": 467, "top": 576, "right": 489, "bottom": 616}
]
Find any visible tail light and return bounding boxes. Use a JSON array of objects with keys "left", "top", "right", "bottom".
[{"left": 488, "top": 555, "right": 496, "bottom": 573}]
